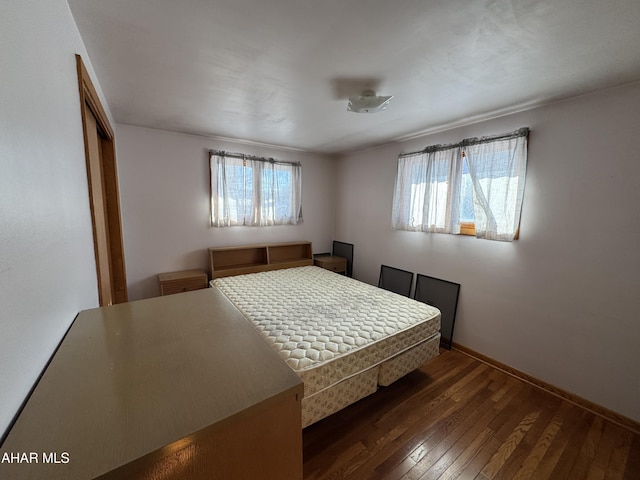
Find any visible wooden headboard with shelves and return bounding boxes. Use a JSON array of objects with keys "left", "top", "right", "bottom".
[{"left": 209, "top": 241, "right": 313, "bottom": 279}]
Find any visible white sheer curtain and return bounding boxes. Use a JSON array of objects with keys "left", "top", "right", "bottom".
[
  {"left": 392, "top": 146, "right": 462, "bottom": 233},
  {"left": 464, "top": 133, "right": 528, "bottom": 241},
  {"left": 210, "top": 152, "right": 303, "bottom": 227},
  {"left": 392, "top": 128, "right": 528, "bottom": 241}
]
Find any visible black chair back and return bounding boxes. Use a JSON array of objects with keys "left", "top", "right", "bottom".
[
  {"left": 332, "top": 241, "right": 354, "bottom": 277},
  {"left": 414, "top": 274, "right": 460, "bottom": 350},
  {"left": 378, "top": 265, "right": 413, "bottom": 297}
]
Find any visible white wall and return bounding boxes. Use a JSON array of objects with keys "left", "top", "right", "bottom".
[
  {"left": 335, "top": 82, "right": 640, "bottom": 423},
  {"left": 116, "top": 125, "right": 337, "bottom": 300},
  {"left": 0, "top": 1, "right": 110, "bottom": 437}
]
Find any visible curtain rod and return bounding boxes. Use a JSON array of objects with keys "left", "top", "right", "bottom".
[
  {"left": 399, "top": 127, "right": 529, "bottom": 158},
  {"left": 209, "top": 149, "right": 301, "bottom": 167}
]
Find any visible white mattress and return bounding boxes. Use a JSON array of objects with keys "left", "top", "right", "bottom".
[{"left": 213, "top": 266, "right": 441, "bottom": 398}]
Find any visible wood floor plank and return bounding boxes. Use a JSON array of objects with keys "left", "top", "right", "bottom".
[
  {"left": 359, "top": 374, "right": 496, "bottom": 479},
  {"left": 302, "top": 349, "right": 640, "bottom": 480},
  {"left": 592, "top": 421, "right": 621, "bottom": 473},
  {"left": 487, "top": 387, "right": 534, "bottom": 438},
  {"left": 547, "top": 409, "right": 592, "bottom": 478},
  {"left": 409, "top": 400, "right": 494, "bottom": 478},
  {"left": 603, "top": 428, "right": 633, "bottom": 480},
  {"left": 367, "top": 365, "right": 497, "bottom": 477},
  {"left": 456, "top": 435, "right": 502, "bottom": 480},
  {"left": 567, "top": 416, "right": 606, "bottom": 479},
  {"left": 480, "top": 410, "right": 541, "bottom": 479},
  {"left": 405, "top": 386, "right": 510, "bottom": 479},
  {"left": 511, "top": 413, "right": 563, "bottom": 480},
  {"left": 530, "top": 403, "right": 587, "bottom": 479},
  {"left": 304, "top": 441, "right": 368, "bottom": 480},
  {"left": 374, "top": 362, "right": 486, "bottom": 433},
  {"left": 424, "top": 426, "right": 494, "bottom": 480},
  {"left": 586, "top": 464, "right": 607, "bottom": 480},
  {"left": 493, "top": 395, "right": 562, "bottom": 480},
  {"left": 623, "top": 433, "right": 640, "bottom": 480}
]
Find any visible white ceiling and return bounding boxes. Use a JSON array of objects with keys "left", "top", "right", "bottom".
[{"left": 67, "top": 0, "right": 640, "bottom": 154}]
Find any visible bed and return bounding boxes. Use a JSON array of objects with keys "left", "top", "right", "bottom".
[{"left": 212, "top": 265, "right": 441, "bottom": 427}]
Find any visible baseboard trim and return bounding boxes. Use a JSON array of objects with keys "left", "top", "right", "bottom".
[{"left": 451, "top": 342, "right": 640, "bottom": 436}]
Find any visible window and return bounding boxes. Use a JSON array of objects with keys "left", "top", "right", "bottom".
[
  {"left": 210, "top": 151, "right": 303, "bottom": 227},
  {"left": 392, "top": 128, "right": 528, "bottom": 241}
]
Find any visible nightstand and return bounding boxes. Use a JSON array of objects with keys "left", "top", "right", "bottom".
[
  {"left": 158, "top": 269, "right": 208, "bottom": 296},
  {"left": 314, "top": 256, "right": 347, "bottom": 274}
]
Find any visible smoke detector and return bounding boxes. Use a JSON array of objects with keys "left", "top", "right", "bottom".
[{"left": 347, "top": 90, "right": 393, "bottom": 113}]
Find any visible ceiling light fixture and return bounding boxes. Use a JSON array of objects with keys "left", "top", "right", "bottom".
[{"left": 347, "top": 89, "right": 393, "bottom": 113}]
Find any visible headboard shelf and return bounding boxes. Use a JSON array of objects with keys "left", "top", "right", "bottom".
[
  {"left": 209, "top": 241, "right": 313, "bottom": 279},
  {"left": 216, "top": 262, "right": 265, "bottom": 270}
]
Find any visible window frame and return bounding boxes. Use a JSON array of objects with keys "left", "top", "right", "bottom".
[
  {"left": 392, "top": 128, "right": 528, "bottom": 241},
  {"left": 209, "top": 151, "right": 303, "bottom": 227}
]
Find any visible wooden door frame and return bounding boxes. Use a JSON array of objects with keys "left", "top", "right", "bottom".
[{"left": 76, "top": 54, "right": 128, "bottom": 305}]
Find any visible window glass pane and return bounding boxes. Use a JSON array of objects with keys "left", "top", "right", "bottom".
[
  {"left": 459, "top": 157, "right": 474, "bottom": 223},
  {"left": 408, "top": 161, "right": 425, "bottom": 228},
  {"left": 218, "top": 162, "right": 252, "bottom": 224},
  {"left": 426, "top": 158, "right": 450, "bottom": 229},
  {"left": 464, "top": 135, "right": 527, "bottom": 240},
  {"left": 274, "top": 167, "right": 292, "bottom": 220},
  {"left": 409, "top": 181, "right": 425, "bottom": 227}
]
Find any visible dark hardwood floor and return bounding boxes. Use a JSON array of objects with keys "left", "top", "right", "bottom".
[{"left": 303, "top": 349, "right": 639, "bottom": 480}]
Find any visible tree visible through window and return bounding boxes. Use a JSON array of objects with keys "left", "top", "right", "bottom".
[{"left": 210, "top": 151, "right": 303, "bottom": 227}]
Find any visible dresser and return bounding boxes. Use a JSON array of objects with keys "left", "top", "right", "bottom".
[{"left": 0, "top": 289, "right": 303, "bottom": 480}]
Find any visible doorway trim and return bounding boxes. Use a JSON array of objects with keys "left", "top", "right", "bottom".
[{"left": 76, "top": 54, "right": 127, "bottom": 305}]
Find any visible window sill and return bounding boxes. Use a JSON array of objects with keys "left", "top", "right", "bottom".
[{"left": 459, "top": 222, "right": 520, "bottom": 240}]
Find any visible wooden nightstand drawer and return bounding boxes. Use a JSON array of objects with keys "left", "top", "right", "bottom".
[
  {"left": 158, "top": 269, "right": 208, "bottom": 296},
  {"left": 314, "top": 256, "right": 347, "bottom": 274}
]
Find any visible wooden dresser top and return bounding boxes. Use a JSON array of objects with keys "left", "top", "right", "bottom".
[{"left": 0, "top": 288, "right": 302, "bottom": 479}]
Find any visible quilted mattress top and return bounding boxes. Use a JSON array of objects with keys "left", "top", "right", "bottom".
[{"left": 213, "top": 266, "right": 440, "bottom": 372}]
